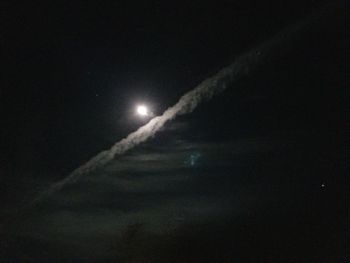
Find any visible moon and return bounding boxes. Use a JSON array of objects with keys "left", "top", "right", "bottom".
[{"left": 136, "top": 105, "right": 148, "bottom": 116}]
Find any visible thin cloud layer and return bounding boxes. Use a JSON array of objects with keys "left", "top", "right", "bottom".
[{"left": 31, "top": 5, "right": 325, "bottom": 205}]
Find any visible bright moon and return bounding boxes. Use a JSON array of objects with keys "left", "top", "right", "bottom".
[{"left": 136, "top": 105, "right": 148, "bottom": 116}]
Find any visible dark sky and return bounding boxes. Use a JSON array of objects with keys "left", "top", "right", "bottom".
[{"left": 1, "top": 1, "right": 349, "bottom": 262}]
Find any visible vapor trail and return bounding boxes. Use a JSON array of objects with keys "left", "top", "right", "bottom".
[{"left": 31, "top": 4, "right": 330, "bottom": 205}]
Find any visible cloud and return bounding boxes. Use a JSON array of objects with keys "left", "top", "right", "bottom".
[
  {"left": 28, "top": 4, "right": 326, "bottom": 207},
  {"left": 32, "top": 135, "right": 284, "bottom": 220}
]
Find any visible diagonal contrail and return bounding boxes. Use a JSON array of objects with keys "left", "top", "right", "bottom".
[{"left": 30, "top": 2, "right": 332, "bottom": 206}]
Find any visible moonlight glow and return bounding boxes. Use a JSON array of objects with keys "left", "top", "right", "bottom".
[{"left": 136, "top": 105, "right": 148, "bottom": 116}]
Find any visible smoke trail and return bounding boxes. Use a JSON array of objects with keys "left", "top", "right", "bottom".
[
  {"left": 30, "top": 3, "right": 332, "bottom": 205},
  {"left": 32, "top": 54, "right": 261, "bottom": 204}
]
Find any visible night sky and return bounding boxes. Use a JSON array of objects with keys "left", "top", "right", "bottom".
[{"left": 1, "top": 1, "right": 349, "bottom": 262}]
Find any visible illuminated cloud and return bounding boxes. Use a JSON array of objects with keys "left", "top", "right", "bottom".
[{"left": 31, "top": 10, "right": 320, "bottom": 205}]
